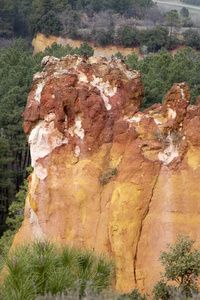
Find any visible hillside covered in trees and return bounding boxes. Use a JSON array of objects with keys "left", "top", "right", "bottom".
[
  {"left": 0, "top": 0, "right": 155, "bottom": 38},
  {"left": 181, "top": 0, "right": 200, "bottom": 5},
  {"left": 1, "top": 0, "right": 200, "bottom": 51}
]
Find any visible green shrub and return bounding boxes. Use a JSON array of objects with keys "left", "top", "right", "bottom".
[
  {"left": 0, "top": 240, "right": 115, "bottom": 300},
  {"left": 99, "top": 168, "right": 117, "bottom": 185},
  {"left": 121, "top": 289, "right": 148, "bottom": 299},
  {"left": 152, "top": 234, "right": 200, "bottom": 299}
]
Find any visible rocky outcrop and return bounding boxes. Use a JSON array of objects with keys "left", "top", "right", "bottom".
[{"left": 13, "top": 55, "right": 200, "bottom": 294}]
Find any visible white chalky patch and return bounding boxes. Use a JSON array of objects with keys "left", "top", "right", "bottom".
[
  {"left": 35, "top": 81, "right": 45, "bottom": 102},
  {"left": 41, "top": 56, "right": 59, "bottom": 67},
  {"left": 34, "top": 163, "right": 47, "bottom": 180},
  {"left": 33, "top": 72, "right": 44, "bottom": 80},
  {"left": 158, "top": 134, "right": 179, "bottom": 165},
  {"left": 75, "top": 56, "right": 83, "bottom": 66},
  {"left": 180, "top": 88, "right": 185, "bottom": 99},
  {"left": 44, "top": 113, "right": 55, "bottom": 122},
  {"left": 125, "top": 69, "right": 138, "bottom": 80},
  {"left": 153, "top": 118, "right": 162, "bottom": 125},
  {"left": 168, "top": 108, "right": 176, "bottom": 119},
  {"left": 88, "top": 57, "right": 98, "bottom": 64},
  {"left": 28, "top": 203, "right": 44, "bottom": 239},
  {"left": 68, "top": 114, "right": 84, "bottom": 139},
  {"left": 29, "top": 120, "right": 68, "bottom": 167},
  {"left": 74, "top": 145, "right": 80, "bottom": 157},
  {"left": 54, "top": 70, "right": 76, "bottom": 78},
  {"left": 124, "top": 113, "right": 143, "bottom": 123},
  {"left": 91, "top": 76, "right": 117, "bottom": 110},
  {"left": 78, "top": 72, "right": 88, "bottom": 83}
]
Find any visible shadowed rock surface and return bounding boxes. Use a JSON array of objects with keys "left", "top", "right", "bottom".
[{"left": 13, "top": 55, "right": 200, "bottom": 294}]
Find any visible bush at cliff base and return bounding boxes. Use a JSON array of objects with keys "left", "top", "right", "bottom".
[
  {"left": 0, "top": 240, "right": 115, "bottom": 300},
  {"left": 152, "top": 234, "right": 200, "bottom": 300}
]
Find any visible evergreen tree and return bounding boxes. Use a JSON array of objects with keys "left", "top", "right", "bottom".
[
  {"left": 116, "top": 25, "right": 139, "bottom": 47},
  {"left": 91, "top": 0, "right": 102, "bottom": 12},
  {"left": 164, "top": 10, "right": 181, "bottom": 47},
  {"left": 55, "top": 0, "right": 69, "bottom": 12},
  {"left": 76, "top": 0, "right": 84, "bottom": 11},
  {"left": 0, "top": 137, "right": 13, "bottom": 236},
  {"left": 137, "top": 26, "right": 169, "bottom": 52},
  {"left": 68, "top": 0, "right": 78, "bottom": 9},
  {"left": 0, "top": 39, "right": 40, "bottom": 234},
  {"left": 0, "top": 0, "right": 15, "bottom": 37},
  {"left": 134, "top": 47, "right": 200, "bottom": 108},
  {"left": 183, "top": 29, "right": 200, "bottom": 48},
  {"left": 153, "top": 235, "right": 200, "bottom": 299},
  {"left": 29, "top": 0, "right": 62, "bottom": 37},
  {"left": 0, "top": 166, "right": 32, "bottom": 258},
  {"left": 180, "top": 7, "right": 189, "bottom": 18},
  {"left": 12, "top": 0, "right": 33, "bottom": 37}
]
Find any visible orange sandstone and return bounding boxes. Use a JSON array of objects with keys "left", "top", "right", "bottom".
[{"left": 13, "top": 55, "right": 200, "bottom": 294}]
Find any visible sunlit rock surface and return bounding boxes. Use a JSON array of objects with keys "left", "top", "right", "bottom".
[{"left": 13, "top": 55, "right": 200, "bottom": 294}]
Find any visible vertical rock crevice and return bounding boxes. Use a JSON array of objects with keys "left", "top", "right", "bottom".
[{"left": 133, "top": 163, "right": 162, "bottom": 285}]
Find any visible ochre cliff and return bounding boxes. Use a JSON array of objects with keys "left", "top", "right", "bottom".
[
  {"left": 32, "top": 33, "right": 142, "bottom": 58},
  {"left": 13, "top": 55, "right": 200, "bottom": 294}
]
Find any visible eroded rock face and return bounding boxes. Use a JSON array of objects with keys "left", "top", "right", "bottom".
[{"left": 13, "top": 55, "right": 200, "bottom": 294}]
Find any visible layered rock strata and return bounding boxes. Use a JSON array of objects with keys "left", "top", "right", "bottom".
[{"left": 13, "top": 55, "right": 200, "bottom": 294}]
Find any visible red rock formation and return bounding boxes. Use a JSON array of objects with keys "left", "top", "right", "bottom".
[{"left": 13, "top": 55, "right": 200, "bottom": 294}]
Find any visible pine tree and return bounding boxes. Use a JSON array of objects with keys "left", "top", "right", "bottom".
[
  {"left": 0, "top": 0, "right": 15, "bottom": 37},
  {"left": 164, "top": 10, "right": 181, "bottom": 47},
  {"left": 0, "top": 166, "right": 32, "bottom": 259},
  {"left": 76, "top": 0, "right": 83, "bottom": 11}
]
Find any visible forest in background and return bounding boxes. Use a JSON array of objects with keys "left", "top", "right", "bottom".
[
  {"left": 180, "top": 0, "right": 200, "bottom": 5},
  {"left": 1, "top": 0, "right": 200, "bottom": 254},
  {"left": 1, "top": 0, "right": 200, "bottom": 51}
]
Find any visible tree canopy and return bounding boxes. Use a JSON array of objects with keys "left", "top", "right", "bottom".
[{"left": 125, "top": 47, "right": 200, "bottom": 108}]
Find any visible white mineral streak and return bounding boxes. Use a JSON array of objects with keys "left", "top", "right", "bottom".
[
  {"left": 41, "top": 56, "right": 59, "bottom": 67},
  {"left": 91, "top": 76, "right": 117, "bottom": 110},
  {"left": 124, "top": 112, "right": 143, "bottom": 123},
  {"left": 88, "top": 57, "right": 98, "bottom": 64},
  {"left": 180, "top": 88, "right": 184, "bottom": 99},
  {"left": 125, "top": 69, "right": 138, "bottom": 80},
  {"left": 44, "top": 112, "right": 56, "bottom": 122},
  {"left": 158, "top": 134, "right": 179, "bottom": 165},
  {"left": 33, "top": 72, "right": 44, "bottom": 80},
  {"left": 178, "top": 83, "right": 186, "bottom": 100},
  {"left": 78, "top": 72, "right": 88, "bottom": 83},
  {"left": 35, "top": 81, "right": 45, "bottom": 102},
  {"left": 167, "top": 108, "right": 176, "bottom": 119},
  {"left": 68, "top": 114, "right": 84, "bottom": 139},
  {"left": 74, "top": 145, "right": 80, "bottom": 157},
  {"left": 34, "top": 163, "right": 47, "bottom": 180},
  {"left": 27, "top": 200, "right": 44, "bottom": 238},
  {"left": 29, "top": 118, "right": 68, "bottom": 167},
  {"left": 153, "top": 118, "right": 162, "bottom": 125},
  {"left": 54, "top": 70, "right": 76, "bottom": 78}
]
